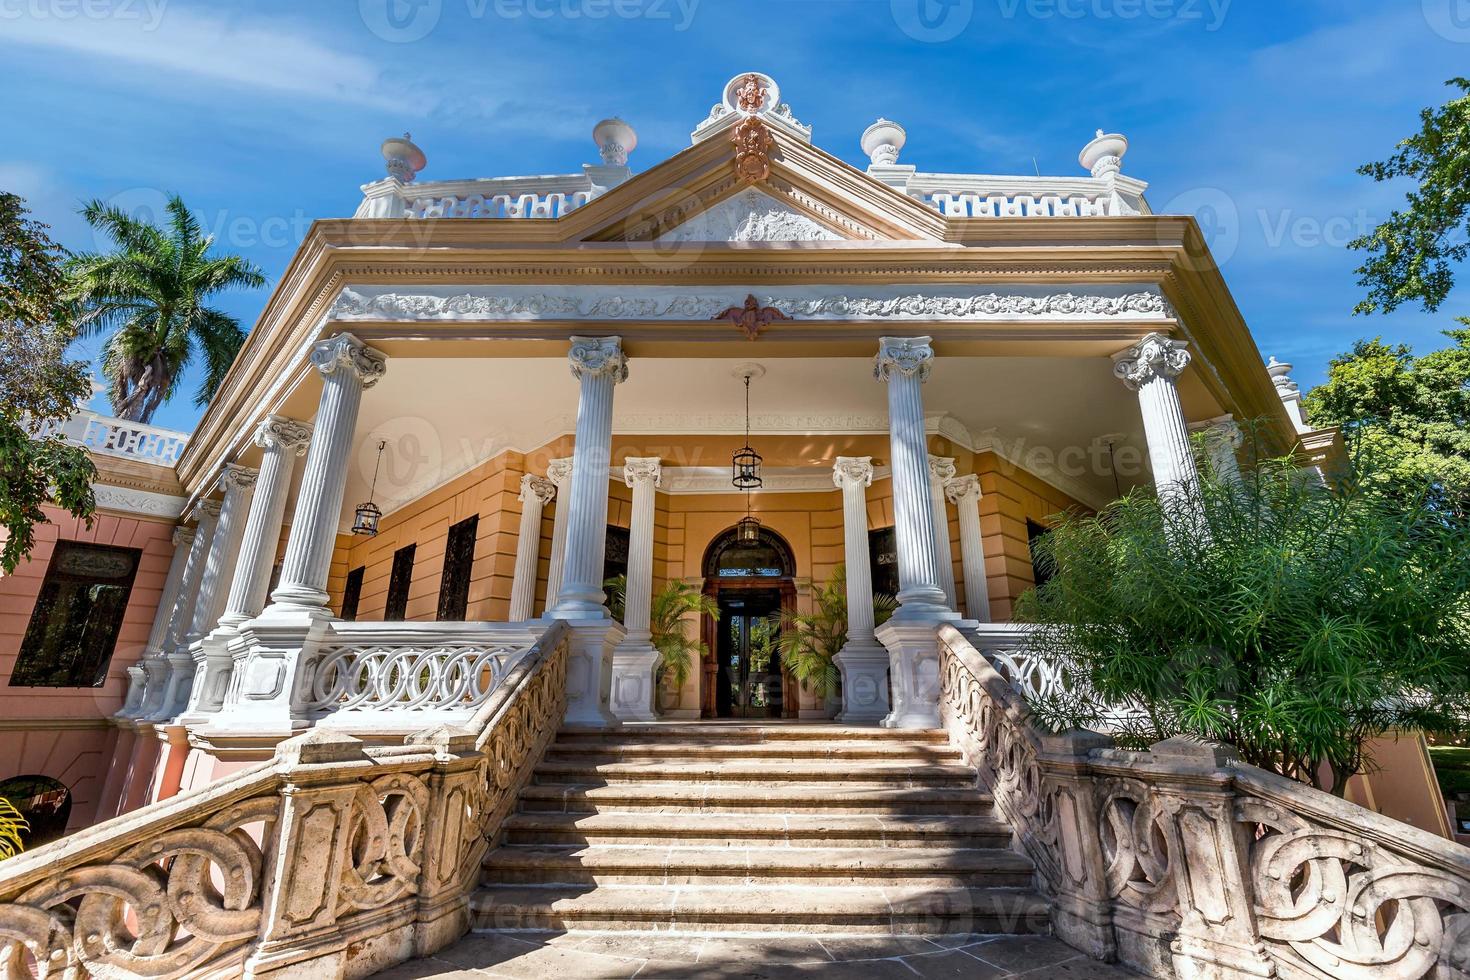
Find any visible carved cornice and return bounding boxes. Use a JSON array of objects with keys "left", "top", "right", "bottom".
[
  {"left": 833, "top": 456, "right": 874, "bottom": 489},
  {"left": 568, "top": 336, "right": 628, "bottom": 383},
  {"left": 875, "top": 337, "right": 934, "bottom": 383},
  {"left": 93, "top": 484, "right": 190, "bottom": 520},
  {"left": 310, "top": 332, "right": 388, "bottom": 388},
  {"left": 1112, "top": 332, "right": 1191, "bottom": 391}
]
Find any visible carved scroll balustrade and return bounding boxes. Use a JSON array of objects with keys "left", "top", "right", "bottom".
[
  {"left": 0, "top": 621, "right": 569, "bottom": 980},
  {"left": 407, "top": 190, "right": 591, "bottom": 219},
  {"left": 36, "top": 410, "right": 190, "bottom": 466}
]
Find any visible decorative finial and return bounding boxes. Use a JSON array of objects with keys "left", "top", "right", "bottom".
[
  {"left": 1079, "top": 130, "right": 1128, "bottom": 178},
  {"left": 380, "top": 133, "right": 426, "bottom": 183},
  {"left": 861, "top": 118, "right": 907, "bottom": 167},
  {"left": 592, "top": 117, "right": 637, "bottom": 167}
]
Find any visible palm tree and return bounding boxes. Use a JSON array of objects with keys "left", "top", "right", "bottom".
[
  {"left": 605, "top": 575, "right": 719, "bottom": 691},
  {"left": 778, "top": 565, "right": 897, "bottom": 700},
  {"left": 68, "top": 195, "right": 265, "bottom": 423},
  {"left": 0, "top": 797, "right": 27, "bottom": 860}
]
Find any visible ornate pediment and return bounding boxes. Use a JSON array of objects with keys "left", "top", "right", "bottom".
[{"left": 654, "top": 188, "right": 844, "bottom": 243}]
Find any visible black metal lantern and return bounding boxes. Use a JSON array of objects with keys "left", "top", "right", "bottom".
[
  {"left": 736, "top": 511, "right": 762, "bottom": 544},
  {"left": 731, "top": 370, "right": 762, "bottom": 490},
  {"left": 351, "top": 440, "right": 387, "bottom": 536}
]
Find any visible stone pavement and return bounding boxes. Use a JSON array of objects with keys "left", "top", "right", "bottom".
[{"left": 373, "top": 931, "right": 1143, "bottom": 978}]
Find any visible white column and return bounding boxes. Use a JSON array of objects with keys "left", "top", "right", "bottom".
[
  {"left": 1192, "top": 415, "right": 1244, "bottom": 486},
  {"left": 154, "top": 503, "right": 216, "bottom": 720},
  {"left": 181, "top": 463, "right": 257, "bottom": 719},
  {"left": 1113, "top": 333, "right": 1200, "bottom": 502},
  {"left": 510, "top": 473, "right": 555, "bottom": 621},
  {"left": 218, "top": 417, "right": 312, "bottom": 630},
  {"left": 134, "top": 525, "right": 194, "bottom": 720},
  {"left": 928, "top": 454, "right": 958, "bottom": 610},
  {"left": 267, "top": 333, "right": 387, "bottom": 616},
  {"left": 833, "top": 456, "right": 889, "bottom": 725},
  {"left": 552, "top": 337, "right": 627, "bottom": 728},
  {"left": 610, "top": 457, "right": 661, "bottom": 722},
  {"left": 541, "top": 457, "right": 574, "bottom": 615},
  {"left": 946, "top": 474, "right": 991, "bottom": 623}
]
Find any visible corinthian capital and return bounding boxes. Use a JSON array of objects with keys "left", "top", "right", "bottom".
[
  {"left": 218, "top": 463, "right": 259, "bottom": 494},
  {"left": 1112, "top": 333, "right": 1190, "bottom": 391},
  {"left": 833, "top": 456, "right": 874, "bottom": 489},
  {"left": 310, "top": 332, "right": 388, "bottom": 389},
  {"left": 945, "top": 473, "right": 982, "bottom": 505},
  {"left": 928, "top": 455, "right": 957, "bottom": 484},
  {"left": 519, "top": 473, "right": 556, "bottom": 505},
  {"left": 623, "top": 456, "right": 662, "bottom": 488},
  {"left": 569, "top": 336, "right": 628, "bottom": 383},
  {"left": 189, "top": 498, "right": 222, "bottom": 522},
  {"left": 254, "top": 415, "right": 313, "bottom": 456},
  {"left": 545, "top": 457, "right": 574, "bottom": 487},
  {"left": 171, "top": 525, "right": 196, "bottom": 549},
  {"left": 874, "top": 336, "right": 934, "bottom": 383}
]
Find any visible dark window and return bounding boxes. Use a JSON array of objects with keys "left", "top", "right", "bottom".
[
  {"left": 12, "top": 542, "right": 141, "bottom": 688},
  {"left": 868, "top": 527, "right": 899, "bottom": 599},
  {"left": 1027, "top": 520, "right": 1054, "bottom": 588},
  {"left": 0, "top": 775, "right": 71, "bottom": 848},
  {"left": 437, "top": 515, "right": 479, "bottom": 621},
  {"left": 603, "top": 524, "right": 630, "bottom": 585},
  {"left": 340, "top": 566, "right": 365, "bottom": 621},
  {"left": 384, "top": 544, "right": 416, "bottom": 621}
]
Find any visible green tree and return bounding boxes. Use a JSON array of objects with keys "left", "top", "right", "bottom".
[
  {"left": 604, "top": 575, "right": 719, "bottom": 691},
  {"left": 777, "top": 566, "right": 897, "bottom": 701},
  {"left": 1017, "top": 445, "right": 1470, "bottom": 795},
  {"left": 1304, "top": 330, "right": 1470, "bottom": 514},
  {"left": 0, "top": 797, "right": 26, "bottom": 860},
  {"left": 69, "top": 195, "right": 265, "bottom": 423},
  {"left": 1350, "top": 78, "right": 1470, "bottom": 315},
  {"left": 0, "top": 193, "right": 96, "bottom": 573}
]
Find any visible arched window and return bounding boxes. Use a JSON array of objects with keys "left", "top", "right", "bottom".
[
  {"left": 703, "top": 526, "right": 796, "bottom": 580},
  {"left": 0, "top": 775, "right": 72, "bottom": 848}
]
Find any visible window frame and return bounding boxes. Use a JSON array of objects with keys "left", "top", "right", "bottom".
[
  {"left": 11, "top": 540, "right": 142, "bottom": 688},
  {"left": 437, "top": 515, "right": 479, "bottom": 622},
  {"left": 340, "top": 565, "right": 366, "bottom": 621},
  {"left": 384, "top": 544, "right": 416, "bottom": 621}
]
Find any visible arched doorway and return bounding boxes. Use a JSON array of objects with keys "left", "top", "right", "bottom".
[{"left": 700, "top": 526, "right": 798, "bottom": 719}]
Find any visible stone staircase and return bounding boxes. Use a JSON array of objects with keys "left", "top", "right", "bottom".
[{"left": 468, "top": 724, "right": 1050, "bottom": 937}]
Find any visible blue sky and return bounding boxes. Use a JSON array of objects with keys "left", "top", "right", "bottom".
[{"left": 7, "top": 0, "right": 1469, "bottom": 432}]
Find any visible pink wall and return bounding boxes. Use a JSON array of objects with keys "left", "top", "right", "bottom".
[{"left": 0, "top": 505, "right": 176, "bottom": 830}]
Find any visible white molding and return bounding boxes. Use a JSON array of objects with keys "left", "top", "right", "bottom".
[
  {"left": 93, "top": 483, "right": 189, "bottom": 519},
  {"left": 655, "top": 188, "right": 844, "bottom": 243}
]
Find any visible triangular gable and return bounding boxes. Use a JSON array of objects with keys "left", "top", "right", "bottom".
[{"left": 655, "top": 187, "right": 845, "bottom": 243}]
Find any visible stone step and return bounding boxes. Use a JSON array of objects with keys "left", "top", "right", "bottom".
[
  {"left": 557, "top": 725, "right": 950, "bottom": 744},
  {"left": 469, "top": 883, "right": 1050, "bottom": 935},
  {"left": 531, "top": 759, "right": 976, "bottom": 788},
  {"left": 517, "top": 782, "right": 990, "bottom": 815},
  {"left": 501, "top": 811, "right": 1014, "bottom": 849},
  {"left": 481, "top": 844, "right": 1034, "bottom": 887},
  {"left": 544, "top": 740, "right": 966, "bottom": 764}
]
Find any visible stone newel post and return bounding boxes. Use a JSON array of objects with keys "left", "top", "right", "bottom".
[
  {"left": 218, "top": 416, "right": 313, "bottom": 630},
  {"left": 541, "top": 458, "right": 574, "bottom": 615},
  {"left": 181, "top": 463, "right": 258, "bottom": 719},
  {"left": 268, "top": 333, "right": 387, "bottom": 615},
  {"left": 610, "top": 457, "right": 661, "bottom": 722},
  {"left": 946, "top": 474, "right": 992, "bottom": 623},
  {"left": 833, "top": 456, "right": 889, "bottom": 724},
  {"left": 509, "top": 474, "right": 555, "bottom": 621},
  {"left": 928, "top": 454, "right": 958, "bottom": 610},
  {"left": 1113, "top": 333, "right": 1200, "bottom": 503}
]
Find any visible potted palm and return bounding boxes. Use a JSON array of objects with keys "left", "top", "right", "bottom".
[
  {"left": 605, "top": 575, "right": 719, "bottom": 712},
  {"left": 778, "top": 566, "right": 897, "bottom": 710}
]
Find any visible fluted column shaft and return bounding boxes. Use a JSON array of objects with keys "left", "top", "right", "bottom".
[
  {"left": 834, "top": 457, "right": 877, "bottom": 644},
  {"left": 875, "top": 337, "right": 948, "bottom": 619},
  {"left": 621, "top": 458, "right": 661, "bottom": 638},
  {"left": 928, "top": 455, "right": 958, "bottom": 610},
  {"left": 510, "top": 474, "right": 555, "bottom": 621},
  {"left": 1114, "top": 333, "right": 1200, "bottom": 501},
  {"left": 542, "top": 457, "right": 573, "bottom": 615},
  {"left": 947, "top": 475, "right": 991, "bottom": 623},
  {"left": 219, "top": 417, "right": 311, "bottom": 629},
  {"left": 269, "top": 333, "right": 387, "bottom": 613},
  {"left": 152, "top": 505, "right": 215, "bottom": 720},
  {"left": 136, "top": 526, "right": 194, "bottom": 718},
  {"left": 551, "top": 337, "right": 627, "bottom": 619},
  {"left": 1193, "top": 416, "right": 1244, "bottom": 486},
  {"left": 187, "top": 465, "right": 257, "bottom": 642}
]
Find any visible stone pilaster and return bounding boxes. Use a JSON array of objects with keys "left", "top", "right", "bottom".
[
  {"left": 833, "top": 456, "right": 889, "bottom": 725},
  {"left": 1113, "top": 333, "right": 1200, "bottom": 503},
  {"left": 610, "top": 457, "right": 661, "bottom": 722},
  {"left": 509, "top": 474, "right": 555, "bottom": 621},
  {"left": 928, "top": 454, "right": 958, "bottom": 610},
  {"left": 267, "top": 333, "right": 387, "bottom": 615},
  {"left": 946, "top": 474, "right": 991, "bottom": 623},
  {"left": 181, "top": 464, "right": 258, "bottom": 720},
  {"left": 541, "top": 457, "right": 574, "bottom": 615}
]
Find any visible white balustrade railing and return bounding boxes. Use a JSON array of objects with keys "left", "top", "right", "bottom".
[
  {"left": 39, "top": 410, "right": 190, "bottom": 466},
  {"left": 407, "top": 190, "right": 592, "bottom": 219},
  {"left": 919, "top": 190, "right": 1113, "bottom": 218}
]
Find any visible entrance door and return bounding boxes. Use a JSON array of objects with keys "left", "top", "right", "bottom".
[{"left": 715, "top": 589, "right": 783, "bottom": 719}]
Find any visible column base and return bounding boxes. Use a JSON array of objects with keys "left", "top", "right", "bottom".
[
  {"left": 175, "top": 631, "right": 238, "bottom": 727},
  {"left": 876, "top": 618, "right": 976, "bottom": 729},
  {"left": 834, "top": 640, "right": 891, "bottom": 725},
  {"left": 212, "top": 607, "right": 336, "bottom": 732},
  {"left": 556, "top": 617, "right": 624, "bottom": 727},
  {"left": 610, "top": 634, "right": 660, "bottom": 723}
]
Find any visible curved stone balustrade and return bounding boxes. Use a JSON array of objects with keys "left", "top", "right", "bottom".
[
  {"left": 301, "top": 639, "right": 530, "bottom": 715},
  {"left": 407, "top": 191, "right": 591, "bottom": 219},
  {"left": 0, "top": 623, "right": 569, "bottom": 980},
  {"left": 939, "top": 624, "right": 1470, "bottom": 980}
]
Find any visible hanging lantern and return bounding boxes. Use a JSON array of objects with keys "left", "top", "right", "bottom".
[
  {"left": 351, "top": 440, "right": 387, "bottom": 536},
  {"left": 736, "top": 512, "right": 762, "bottom": 543},
  {"left": 731, "top": 369, "right": 763, "bottom": 490}
]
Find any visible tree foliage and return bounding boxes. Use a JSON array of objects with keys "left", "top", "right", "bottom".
[
  {"left": 777, "top": 565, "right": 897, "bottom": 700},
  {"left": 0, "top": 797, "right": 26, "bottom": 860},
  {"left": 1350, "top": 78, "right": 1470, "bottom": 315},
  {"left": 1304, "top": 329, "right": 1470, "bottom": 515},
  {"left": 69, "top": 195, "right": 265, "bottom": 423},
  {"left": 1016, "top": 441, "right": 1470, "bottom": 794},
  {"left": 604, "top": 575, "right": 718, "bottom": 691},
  {"left": 0, "top": 193, "right": 96, "bottom": 573}
]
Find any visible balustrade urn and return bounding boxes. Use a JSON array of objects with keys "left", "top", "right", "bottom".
[
  {"left": 833, "top": 456, "right": 889, "bottom": 725},
  {"left": 945, "top": 474, "right": 991, "bottom": 623},
  {"left": 610, "top": 457, "right": 661, "bottom": 722},
  {"left": 509, "top": 474, "right": 556, "bottom": 621}
]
